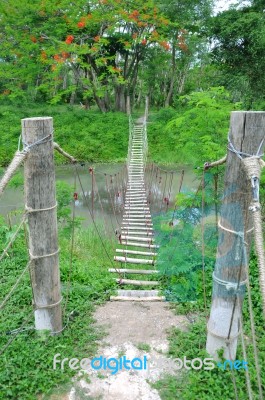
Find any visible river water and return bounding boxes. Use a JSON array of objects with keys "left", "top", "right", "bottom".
[{"left": 0, "top": 163, "right": 198, "bottom": 226}]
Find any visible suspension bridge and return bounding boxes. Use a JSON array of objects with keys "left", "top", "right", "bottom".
[{"left": 109, "top": 117, "right": 162, "bottom": 301}]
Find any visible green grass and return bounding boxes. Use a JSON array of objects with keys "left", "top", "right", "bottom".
[
  {"left": 0, "top": 211, "right": 117, "bottom": 399},
  {"left": 137, "top": 343, "right": 151, "bottom": 352},
  {"left": 0, "top": 104, "right": 129, "bottom": 166},
  {"left": 153, "top": 253, "right": 265, "bottom": 400}
]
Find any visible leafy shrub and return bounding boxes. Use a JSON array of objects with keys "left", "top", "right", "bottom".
[{"left": 0, "top": 104, "right": 128, "bottom": 166}]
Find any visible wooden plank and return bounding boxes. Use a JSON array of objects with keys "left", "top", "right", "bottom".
[
  {"left": 122, "top": 217, "right": 152, "bottom": 220},
  {"left": 109, "top": 268, "right": 158, "bottom": 274},
  {"left": 116, "top": 249, "right": 157, "bottom": 256},
  {"left": 116, "top": 279, "right": 159, "bottom": 286},
  {"left": 125, "top": 194, "right": 147, "bottom": 197},
  {"left": 122, "top": 222, "right": 152, "bottom": 226},
  {"left": 114, "top": 256, "right": 154, "bottom": 264},
  {"left": 124, "top": 202, "right": 149, "bottom": 205},
  {"left": 126, "top": 192, "right": 146, "bottom": 194},
  {"left": 121, "top": 230, "right": 154, "bottom": 237},
  {"left": 122, "top": 226, "right": 153, "bottom": 231},
  {"left": 120, "top": 235, "right": 154, "bottom": 242},
  {"left": 123, "top": 211, "right": 150, "bottom": 214},
  {"left": 124, "top": 207, "right": 150, "bottom": 211},
  {"left": 125, "top": 199, "right": 149, "bottom": 203},
  {"left": 115, "top": 289, "right": 161, "bottom": 297},
  {"left": 122, "top": 219, "right": 152, "bottom": 222},
  {"left": 110, "top": 296, "right": 165, "bottom": 301},
  {"left": 125, "top": 200, "right": 148, "bottom": 202},
  {"left": 123, "top": 215, "right": 151, "bottom": 218},
  {"left": 126, "top": 188, "right": 143, "bottom": 194},
  {"left": 127, "top": 186, "right": 145, "bottom": 188},
  {"left": 125, "top": 197, "right": 147, "bottom": 200},
  {"left": 123, "top": 215, "right": 152, "bottom": 219},
  {"left": 125, "top": 195, "right": 147, "bottom": 200},
  {"left": 120, "top": 241, "right": 158, "bottom": 249},
  {"left": 125, "top": 202, "right": 148, "bottom": 205}
]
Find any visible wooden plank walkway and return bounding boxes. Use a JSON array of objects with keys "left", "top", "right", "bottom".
[{"left": 110, "top": 120, "right": 163, "bottom": 301}]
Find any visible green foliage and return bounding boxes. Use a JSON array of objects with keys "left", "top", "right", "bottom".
[
  {"left": 147, "top": 107, "right": 179, "bottom": 163},
  {"left": 0, "top": 212, "right": 116, "bottom": 399},
  {"left": 166, "top": 87, "right": 240, "bottom": 164},
  {"left": 8, "top": 171, "right": 24, "bottom": 188},
  {"left": 0, "top": 104, "right": 128, "bottom": 166},
  {"left": 154, "top": 252, "right": 265, "bottom": 400},
  {"left": 0, "top": 0, "right": 174, "bottom": 111},
  {"left": 153, "top": 202, "right": 217, "bottom": 303},
  {"left": 209, "top": 4, "right": 265, "bottom": 107},
  {"left": 148, "top": 87, "right": 238, "bottom": 165},
  {"left": 56, "top": 180, "right": 73, "bottom": 223}
]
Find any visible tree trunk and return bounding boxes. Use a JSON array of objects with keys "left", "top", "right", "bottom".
[
  {"left": 126, "top": 95, "right": 131, "bottom": 115},
  {"left": 115, "top": 84, "right": 126, "bottom": 112},
  {"left": 165, "top": 43, "right": 176, "bottom": 107}
]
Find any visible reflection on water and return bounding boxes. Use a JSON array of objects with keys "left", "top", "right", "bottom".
[{"left": 0, "top": 163, "right": 198, "bottom": 227}]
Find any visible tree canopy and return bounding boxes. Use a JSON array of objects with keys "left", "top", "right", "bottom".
[
  {"left": 0, "top": 0, "right": 213, "bottom": 110},
  {"left": 0, "top": 0, "right": 264, "bottom": 111}
]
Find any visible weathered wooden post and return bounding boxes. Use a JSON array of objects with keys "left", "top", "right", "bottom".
[
  {"left": 22, "top": 117, "right": 62, "bottom": 334},
  {"left": 206, "top": 111, "right": 265, "bottom": 360}
]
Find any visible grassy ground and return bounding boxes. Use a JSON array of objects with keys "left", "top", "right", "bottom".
[
  {"left": 0, "top": 104, "right": 129, "bottom": 166},
  {"left": 153, "top": 253, "right": 265, "bottom": 400},
  {"left": 0, "top": 206, "right": 117, "bottom": 399}
]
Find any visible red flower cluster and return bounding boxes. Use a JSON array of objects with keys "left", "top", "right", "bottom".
[
  {"left": 179, "top": 42, "right": 188, "bottom": 51},
  {"left": 54, "top": 54, "right": 63, "bottom": 62},
  {"left": 94, "top": 35, "right": 100, "bottom": 42},
  {"left": 53, "top": 52, "right": 70, "bottom": 63},
  {"left": 77, "top": 21, "right": 86, "bottom": 28},
  {"left": 30, "top": 36, "right": 37, "bottom": 43},
  {"left": 61, "top": 51, "right": 70, "bottom": 59},
  {"left": 41, "top": 51, "right": 47, "bottom": 60},
  {"left": 160, "top": 41, "right": 170, "bottom": 51},
  {"left": 178, "top": 32, "right": 188, "bottom": 52},
  {"left": 65, "top": 35, "right": 74, "bottom": 44},
  {"left": 141, "top": 39, "right": 147, "bottom": 45},
  {"left": 129, "top": 10, "right": 139, "bottom": 21}
]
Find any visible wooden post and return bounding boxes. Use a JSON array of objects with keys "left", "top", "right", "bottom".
[
  {"left": 214, "top": 173, "right": 219, "bottom": 234},
  {"left": 206, "top": 111, "right": 265, "bottom": 359},
  {"left": 22, "top": 117, "right": 62, "bottom": 334}
]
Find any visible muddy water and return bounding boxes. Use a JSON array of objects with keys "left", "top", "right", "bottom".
[{"left": 0, "top": 163, "right": 198, "bottom": 226}]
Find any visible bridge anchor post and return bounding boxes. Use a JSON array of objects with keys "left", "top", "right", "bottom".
[
  {"left": 22, "top": 117, "right": 62, "bottom": 335},
  {"left": 206, "top": 111, "right": 265, "bottom": 360}
]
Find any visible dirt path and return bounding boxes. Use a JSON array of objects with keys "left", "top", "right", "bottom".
[{"left": 64, "top": 301, "right": 188, "bottom": 400}]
